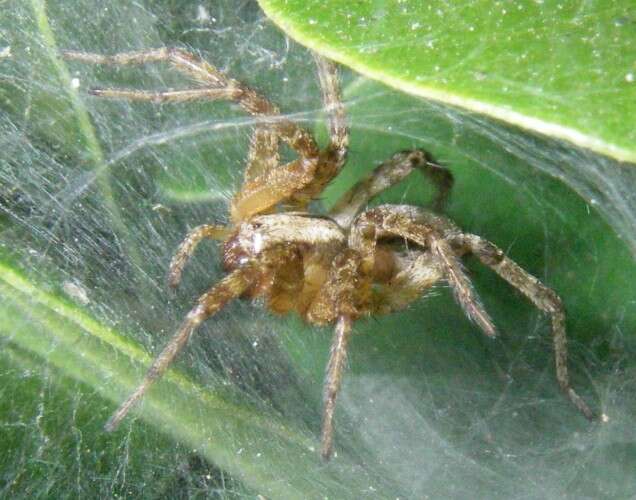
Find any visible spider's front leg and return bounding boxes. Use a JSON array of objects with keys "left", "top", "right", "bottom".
[
  {"left": 104, "top": 265, "right": 253, "bottom": 432},
  {"left": 330, "top": 150, "right": 453, "bottom": 228},
  {"left": 459, "top": 234, "right": 599, "bottom": 421},
  {"left": 350, "top": 205, "right": 496, "bottom": 336}
]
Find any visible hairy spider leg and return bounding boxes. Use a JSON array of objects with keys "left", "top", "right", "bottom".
[
  {"left": 244, "top": 125, "right": 279, "bottom": 184},
  {"left": 104, "top": 266, "right": 253, "bottom": 432},
  {"left": 63, "top": 48, "right": 325, "bottom": 221},
  {"left": 313, "top": 54, "right": 349, "bottom": 169},
  {"left": 460, "top": 234, "right": 597, "bottom": 420},
  {"left": 350, "top": 205, "right": 496, "bottom": 337},
  {"left": 420, "top": 156, "right": 454, "bottom": 213},
  {"left": 87, "top": 87, "right": 241, "bottom": 103},
  {"left": 231, "top": 156, "right": 321, "bottom": 222},
  {"left": 430, "top": 237, "right": 496, "bottom": 337},
  {"left": 62, "top": 48, "right": 318, "bottom": 156},
  {"left": 234, "top": 55, "right": 350, "bottom": 216},
  {"left": 168, "top": 224, "right": 232, "bottom": 289},
  {"left": 234, "top": 54, "right": 348, "bottom": 220},
  {"left": 330, "top": 150, "right": 454, "bottom": 228},
  {"left": 241, "top": 56, "right": 350, "bottom": 215},
  {"left": 371, "top": 251, "right": 444, "bottom": 315},
  {"left": 309, "top": 249, "right": 362, "bottom": 461},
  {"left": 321, "top": 315, "right": 353, "bottom": 461}
]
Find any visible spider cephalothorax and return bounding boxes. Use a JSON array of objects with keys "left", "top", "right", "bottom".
[{"left": 64, "top": 46, "right": 597, "bottom": 461}]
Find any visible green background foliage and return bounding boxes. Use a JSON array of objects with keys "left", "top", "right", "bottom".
[
  {"left": 260, "top": 0, "right": 636, "bottom": 164},
  {"left": 1, "top": 1, "right": 635, "bottom": 498}
]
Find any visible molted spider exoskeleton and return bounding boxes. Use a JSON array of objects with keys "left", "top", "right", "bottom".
[{"left": 64, "top": 46, "right": 597, "bottom": 461}]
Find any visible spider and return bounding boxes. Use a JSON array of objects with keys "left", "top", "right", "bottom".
[{"left": 64, "top": 46, "right": 597, "bottom": 461}]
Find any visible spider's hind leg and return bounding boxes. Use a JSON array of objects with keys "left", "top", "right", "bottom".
[
  {"left": 63, "top": 48, "right": 319, "bottom": 159},
  {"left": 64, "top": 48, "right": 254, "bottom": 100},
  {"left": 310, "top": 249, "right": 362, "bottom": 461},
  {"left": 321, "top": 315, "right": 353, "bottom": 461},
  {"left": 168, "top": 224, "right": 231, "bottom": 289},
  {"left": 243, "top": 125, "right": 279, "bottom": 185},
  {"left": 314, "top": 54, "right": 349, "bottom": 169},
  {"left": 104, "top": 265, "right": 253, "bottom": 432},
  {"left": 460, "top": 233, "right": 597, "bottom": 420}
]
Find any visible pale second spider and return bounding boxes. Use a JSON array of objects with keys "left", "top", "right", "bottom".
[{"left": 64, "top": 47, "right": 597, "bottom": 460}]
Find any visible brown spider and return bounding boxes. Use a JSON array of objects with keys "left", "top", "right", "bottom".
[{"left": 64, "top": 47, "right": 597, "bottom": 461}]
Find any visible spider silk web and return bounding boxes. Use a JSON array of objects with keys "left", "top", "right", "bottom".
[{"left": 1, "top": 1, "right": 635, "bottom": 498}]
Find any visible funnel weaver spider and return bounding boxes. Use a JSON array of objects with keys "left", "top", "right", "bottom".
[{"left": 64, "top": 47, "right": 597, "bottom": 461}]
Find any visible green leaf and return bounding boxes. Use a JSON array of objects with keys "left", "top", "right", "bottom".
[
  {"left": 259, "top": 0, "right": 636, "bottom": 164},
  {"left": 1, "top": 0, "right": 635, "bottom": 498},
  {"left": 0, "top": 259, "right": 396, "bottom": 497}
]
